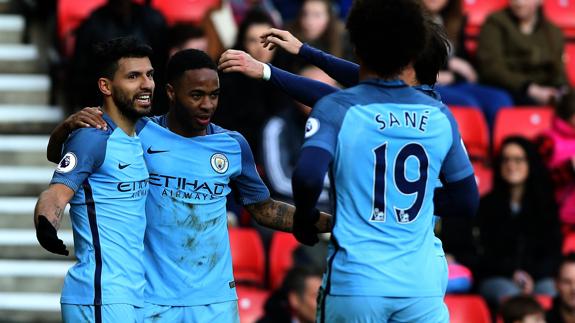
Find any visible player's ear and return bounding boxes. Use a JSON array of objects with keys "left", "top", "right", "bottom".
[
  {"left": 98, "top": 78, "right": 112, "bottom": 96},
  {"left": 166, "top": 83, "right": 175, "bottom": 102}
]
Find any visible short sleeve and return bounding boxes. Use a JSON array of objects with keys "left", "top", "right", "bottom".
[
  {"left": 228, "top": 132, "right": 270, "bottom": 205},
  {"left": 50, "top": 128, "right": 108, "bottom": 192},
  {"left": 301, "top": 95, "right": 348, "bottom": 156},
  {"left": 441, "top": 110, "right": 474, "bottom": 183}
]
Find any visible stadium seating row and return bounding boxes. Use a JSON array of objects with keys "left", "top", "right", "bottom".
[{"left": 451, "top": 106, "right": 554, "bottom": 195}]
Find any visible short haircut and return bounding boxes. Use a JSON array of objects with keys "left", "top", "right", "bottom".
[
  {"left": 167, "top": 23, "right": 206, "bottom": 50},
  {"left": 556, "top": 88, "right": 575, "bottom": 121},
  {"left": 346, "top": 0, "right": 427, "bottom": 78},
  {"left": 500, "top": 295, "right": 543, "bottom": 323},
  {"left": 93, "top": 37, "right": 153, "bottom": 79},
  {"left": 414, "top": 19, "right": 451, "bottom": 86},
  {"left": 165, "top": 48, "right": 217, "bottom": 85},
  {"left": 281, "top": 266, "right": 322, "bottom": 297}
]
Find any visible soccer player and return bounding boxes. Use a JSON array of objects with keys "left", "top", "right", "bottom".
[
  {"left": 47, "top": 49, "right": 331, "bottom": 323},
  {"left": 291, "top": 0, "right": 479, "bottom": 321},
  {"left": 34, "top": 37, "right": 154, "bottom": 322}
]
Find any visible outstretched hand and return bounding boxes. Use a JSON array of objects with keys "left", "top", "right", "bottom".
[
  {"left": 260, "top": 28, "right": 303, "bottom": 55},
  {"left": 218, "top": 49, "right": 265, "bottom": 79},
  {"left": 65, "top": 107, "right": 107, "bottom": 131}
]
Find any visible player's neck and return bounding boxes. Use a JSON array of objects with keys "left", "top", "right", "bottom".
[
  {"left": 102, "top": 103, "right": 137, "bottom": 136},
  {"left": 166, "top": 111, "right": 207, "bottom": 138},
  {"left": 358, "top": 64, "right": 399, "bottom": 82}
]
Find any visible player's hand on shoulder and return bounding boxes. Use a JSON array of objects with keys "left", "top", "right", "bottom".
[
  {"left": 218, "top": 49, "right": 265, "bottom": 79},
  {"left": 35, "top": 215, "right": 69, "bottom": 256},
  {"left": 260, "top": 28, "right": 303, "bottom": 55},
  {"left": 65, "top": 107, "right": 107, "bottom": 132},
  {"left": 293, "top": 208, "right": 320, "bottom": 246}
]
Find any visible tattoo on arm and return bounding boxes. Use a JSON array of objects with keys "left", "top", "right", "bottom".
[{"left": 246, "top": 199, "right": 294, "bottom": 232}]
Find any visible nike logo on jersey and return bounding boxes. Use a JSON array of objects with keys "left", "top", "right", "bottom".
[
  {"left": 118, "top": 163, "right": 131, "bottom": 169},
  {"left": 147, "top": 147, "right": 169, "bottom": 154}
]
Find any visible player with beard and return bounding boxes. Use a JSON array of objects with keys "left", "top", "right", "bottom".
[
  {"left": 34, "top": 37, "right": 153, "bottom": 322},
  {"left": 46, "top": 49, "right": 332, "bottom": 322}
]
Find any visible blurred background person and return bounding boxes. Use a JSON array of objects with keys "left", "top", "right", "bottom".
[
  {"left": 547, "top": 253, "right": 575, "bottom": 323},
  {"left": 477, "top": 136, "right": 562, "bottom": 311},
  {"left": 537, "top": 89, "right": 575, "bottom": 232},
  {"left": 476, "top": 0, "right": 568, "bottom": 105},
  {"left": 66, "top": 0, "right": 167, "bottom": 113},
  {"left": 257, "top": 266, "right": 323, "bottom": 323},
  {"left": 166, "top": 23, "right": 209, "bottom": 57},
  {"left": 500, "top": 295, "right": 547, "bottom": 323},
  {"left": 422, "top": 0, "right": 514, "bottom": 128}
]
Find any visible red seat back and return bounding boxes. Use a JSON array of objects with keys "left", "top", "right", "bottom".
[
  {"left": 544, "top": 0, "right": 575, "bottom": 37},
  {"left": 236, "top": 286, "right": 269, "bottom": 323},
  {"left": 150, "top": 0, "right": 220, "bottom": 25},
  {"left": 473, "top": 162, "right": 493, "bottom": 196},
  {"left": 463, "top": 0, "right": 508, "bottom": 37},
  {"left": 445, "top": 295, "right": 492, "bottom": 323},
  {"left": 492, "top": 107, "right": 554, "bottom": 153},
  {"left": 450, "top": 106, "right": 490, "bottom": 161},
  {"left": 268, "top": 232, "right": 300, "bottom": 290},
  {"left": 229, "top": 228, "right": 265, "bottom": 286}
]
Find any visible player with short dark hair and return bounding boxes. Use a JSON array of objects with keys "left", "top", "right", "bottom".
[
  {"left": 47, "top": 48, "right": 332, "bottom": 323},
  {"left": 34, "top": 37, "right": 154, "bottom": 322},
  {"left": 290, "top": 0, "right": 479, "bottom": 321}
]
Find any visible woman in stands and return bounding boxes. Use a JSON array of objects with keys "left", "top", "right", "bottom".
[
  {"left": 477, "top": 0, "right": 568, "bottom": 105},
  {"left": 477, "top": 136, "right": 562, "bottom": 311}
]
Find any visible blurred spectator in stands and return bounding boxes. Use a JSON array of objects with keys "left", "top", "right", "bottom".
[
  {"left": 167, "top": 23, "right": 209, "bottom": 57},
  {"left": 537, "top": 89, "right": 575, "bottom": 231},
  {"left": 478, "top": 136, "right": 562, "bottom": 310},
  {"left": 477, "top": 0, "right": 568, "bottom": 106},
  {"left": 547, "top": 253, "right": 575, "bottom": 323},
  {"left": 501, "top": 295, "right": 546, "bottom": 323},
  {"left": 422, "top": 0, "right": 514, "bottom": 128},
  {"left": 67, "top": 0, "right": 167, "bottom": 113},
  {"left": 213, "top": 9, "right": 288, "bottom": 165},
  {"left": 231, "top": 0, "right": 283, "bottom": 26},
  {"left": 261, "top": 65, "right": 335, "bottom": 211},
  {"left": 257, "top": 266, "right": 322, "bottom": 323}
]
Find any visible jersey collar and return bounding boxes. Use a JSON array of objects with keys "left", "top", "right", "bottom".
[
  {"left": 361, "top": 78, "right": 409, "bottom": 88},
  {"left": 101, "top": 112, "right": 117, "bottom": 130}
]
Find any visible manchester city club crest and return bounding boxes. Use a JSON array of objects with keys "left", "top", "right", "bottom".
[
  {"left": 210, "top": 153, "right": 229, "bottom": 174},
  {"left": 56, "top": 152, "right": 77, "bottom": 173}
]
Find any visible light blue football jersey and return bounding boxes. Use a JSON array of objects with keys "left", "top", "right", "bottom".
[
  {"left": 136, "top": 115, "right": 270, "bottom": 306},
  {"left": 51, "top": 114, "right": 149, "bottom": 306},
  {"left": 303, "top": 79, "right": 473, "bottom": 297}
]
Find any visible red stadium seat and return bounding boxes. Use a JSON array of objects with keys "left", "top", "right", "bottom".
[
  {"left": 450, "top": 106, "right": 490, "bottom": 162},
  {"left": 463, "top": 0, "right": 508, "bottom": 38},
  {"left": 445, "top": 294, "right": 492, "bottom": 323},
  {"left": 236, "top": 286, "right": 269, "bottom": 323},
  {"left": 473, "top": 162, "right": 493, "bottom": 196},
  {"left": 229, "top": 228, "right": 266, "bottom": 286},
  {"left": 535, "top": 294, "right": 553, "bottom": 310},
  {"left": 492, "top": 107, "right": 554, "bottom": 153},
  {"left": 150, "top": 0, "right": 220, "bottom": 25},
  {"left": 566, "top": 43, "right": 575, "bottom": 87},
  {"left": 57, "top": 0, "right": 144, "bottom": 57},
  {"left": 268, "top": 232, "right": 300, "bottom": 290},
  {"left": 563, "top": 232, "right": 575, "bottom": 254},
  {"left": 544, "top": 0, "right": 575, "bottom": 38}
]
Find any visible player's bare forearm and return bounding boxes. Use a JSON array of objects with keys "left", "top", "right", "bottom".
[
  {"left": 34, "top": 185, "right": 73, "bottom": 229},
  {"left": 47, "top": 122, "right": 71, "bottom": 163},
  {"left": 246, "top": 199, "right": 332, "bottom": 233},
  {"left": 47, "top": 107, "right": 106, "bottom": 163}
]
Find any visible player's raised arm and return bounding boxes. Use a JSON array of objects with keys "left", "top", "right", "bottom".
[
  {"left": 218, "top": 49, "right": 338, "bottom": 107},
  {"left": 34, "top": 184, "right": 74, "bottom": 256},
  {"left": 244, "top": 198, "right": 332, "bottom": 233},
  {"left": 47, "top": 108, "right": 107, "bottom": 163},
  {"left": 260, "top": 28, "right": 359, "bottom": 87}
]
